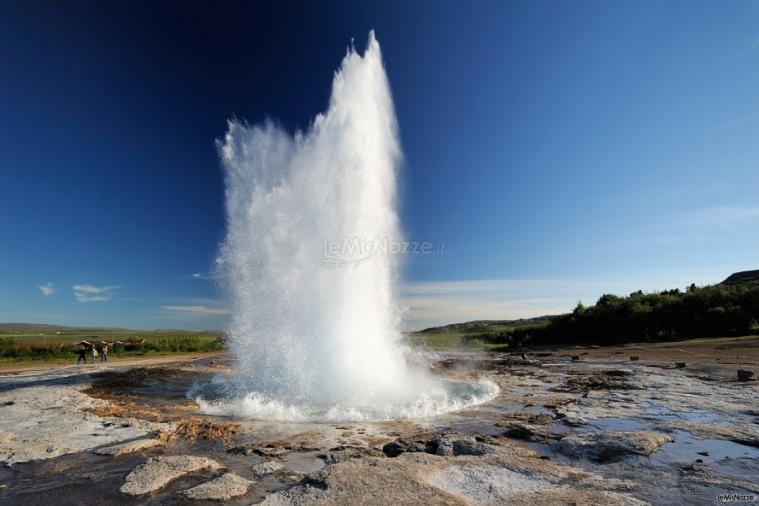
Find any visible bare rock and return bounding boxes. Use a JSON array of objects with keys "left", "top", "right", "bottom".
[
  {"left": 428, "top": 463, "right": 555, "bottom": 503},
  {"left": 449, "top": 438, "right": 496, "bottom": 456},
  {"left": 120, "top": 455, "right": 223, "bottom": 495},
  {"left": 382, "top": 433, "right": 495, "bottom": 458},
  {"left": 319, "top": 445, "right": 382, "bottom": 465},
  {"left": 181, "top": 472, "right": 253, "bottom": 500},
  {"left": 501, "top": 423, "right": 553, "bottom": 443},
  {"left": 94, "top": 438, "right": 162, "bottom": 456},
  {"left": 556, "top": 431, "right": 673, "bottom": 462},
  {"left": 0, "top": 385, "right": 171, "bottom": 466},
  {"left": 382, "top": 434, "right": 438, "bottom": 457},
  {"left": 261, "top": 452, "right": 648, "bottom": 506}
]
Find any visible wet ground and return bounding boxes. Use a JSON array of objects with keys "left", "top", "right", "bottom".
[{"left": 1, "top": 339, "right": 758, "bottom": 505}]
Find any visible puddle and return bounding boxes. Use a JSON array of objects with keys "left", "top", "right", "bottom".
[
  {"left": 652, "top": 430, "right": 759, "bottom": 465},
  {"left": 643, "top": 402, "right": 679, "bottom": 418},
  {"left": 588, "top": 417, "right": 651, "bottom": 432},
  {"left": 643, "top": 402, "right": 729, "bottom": 425},
  {"left": 712, "top": 457, "right": 759, "bottom": 483},
  {"left": 545, "top": 422, "right": 574, "bottom": 436},
  {"left": 283, "top": 451, "right": 326, "bottom": 474}
]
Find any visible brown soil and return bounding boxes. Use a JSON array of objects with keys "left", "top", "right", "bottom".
[
  {"left": 81, "top": 365, "right": 241, "bottom": 445},
  {"left": 550, "top": 370, "right": 639, "bottom": 393},
  {"left": 160, "top": 417, "right": 240, "bottom": 444}
]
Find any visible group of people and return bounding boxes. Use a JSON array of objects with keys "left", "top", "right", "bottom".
[{"left": 75, "top": 342, "right": 109, "bottom": 364}]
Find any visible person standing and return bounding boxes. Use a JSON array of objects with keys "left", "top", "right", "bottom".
[
  {"left": 91, "top": 346, "right": 98, "bottom": 364},
  {"left": 76, "top": 346, "right": 87, "bottom": 364},
  {"left": 101, "top": 343, "right": 108, "bottom": 362}
]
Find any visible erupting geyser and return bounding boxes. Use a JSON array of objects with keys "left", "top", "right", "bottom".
[{"left": 194, "top": 32, "right": 497, "bottom": 421}]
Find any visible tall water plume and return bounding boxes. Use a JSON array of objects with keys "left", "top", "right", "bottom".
[{"left": 203, "top": 32, "right": 497, "bottom": 421}]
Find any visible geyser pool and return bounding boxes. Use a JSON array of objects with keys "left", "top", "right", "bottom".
[{"left": 194, "top": 32, "right": 498, "bottom": 421}]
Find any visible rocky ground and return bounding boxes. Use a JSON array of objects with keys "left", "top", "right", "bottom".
[{"left": 0, "top": 338, "right": 758, "bottom": 505}]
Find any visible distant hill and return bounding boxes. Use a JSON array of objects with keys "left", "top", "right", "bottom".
[
  {"left": 412, "top": 270, "right": 759, "bottom": 349},
  {"left": 416, "top": 316, "right": 557, "bottom": 335},
  {"left": 0, "top": 323, "right": 130, "bottom": 334},
  {"left": 0, "top": 323, "right": 218, "bottom": 334},
  {"left": 722, "top": 270, "right": 759, "bottom": 285}
]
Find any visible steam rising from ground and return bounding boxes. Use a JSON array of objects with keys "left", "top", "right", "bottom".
[{"left": 196, "top": 32, "right": 497, "bottom": 421}]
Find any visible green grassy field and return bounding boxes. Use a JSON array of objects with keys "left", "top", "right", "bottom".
[
  {"left": 406, "top": 332, "right": 511, "bottom": 351},
  {"left": 0, "top": 324, "right": 224, "bottom": 363}
]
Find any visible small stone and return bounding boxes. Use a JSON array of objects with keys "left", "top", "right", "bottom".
[
  {"left": 255, "top": 447, "right": 288, "bottom": 458},
  {"left": 435, "top": 438, "right": 452, "bottom": 456},
  {"left": 251, "top": 460, "right": 285, "bottom": 476}
]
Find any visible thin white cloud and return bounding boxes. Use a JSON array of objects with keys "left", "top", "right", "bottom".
[
  {"left": 184, "top": 272, "right": 221, "bottom": 281},
  {"left": 160, "top": 305, "right": 232, "bottom": 315},
  {"left": 38, "top": 282, "right": 55, "bottom": 296},
  {"left": 72, "top": 284, "right": 119, "bottom": 302}
]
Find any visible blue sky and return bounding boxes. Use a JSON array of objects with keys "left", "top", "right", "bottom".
[{"left": 1, "top": 1, "right": 758, "bottom": 330}]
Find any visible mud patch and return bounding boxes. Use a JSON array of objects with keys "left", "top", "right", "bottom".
[
  {"left": 160, "top": 417, "right": 240, "bottom": 444},
  {"left": 82, "top": 367, "right": 204, "bottom": 423}
]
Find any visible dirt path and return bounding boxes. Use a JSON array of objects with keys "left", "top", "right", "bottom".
[{"left": 0, "top": 351, "right": 225, "bottom": 375}]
